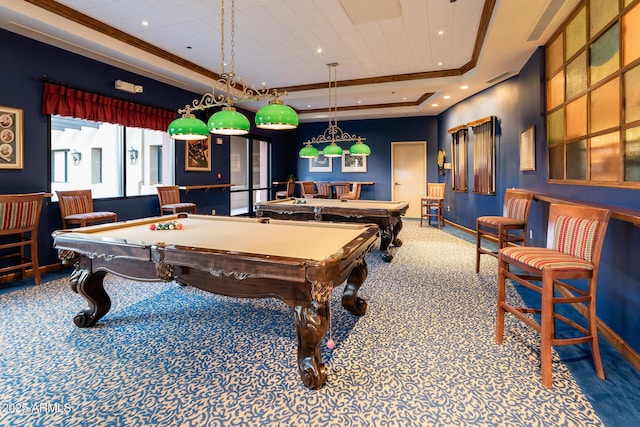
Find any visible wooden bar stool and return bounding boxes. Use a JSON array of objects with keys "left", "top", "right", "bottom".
[
  {"left": 496, "top": 203, "right": 611, "bottom": 388},
  {"left": 276, "top": 181, "right": 295, "bottom": 199},
  {"left": 475, "top": 189, "right": 533, "bottom": 273},
  {"left": 339, "top": 183, "right": 362, "bottom": 200},
  {"left": 157, "top": 186, "right": 197, "bottom": 215},
  {"left": 0, "top": 192, "right": 45, "bottom": 284},
  {"left": 420, "top": 183, "right": 445, "bottom": 228},
  {"left": 56, "top": 189, "right": 117, "bottom": 228}
]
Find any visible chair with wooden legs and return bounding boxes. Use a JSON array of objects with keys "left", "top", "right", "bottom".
[
  {"left": 420, "top": 183, "right": 445, "bottom": 228},
  {"left": 333, "top": 183, "right": 350, "bottom": 199},
  {"left": 157, "top": 186, "right": 197, "bottom": 215},
  {"left": 275, "top": 181, "right": 295, "bottom": 199},
  {"left": 56, "top": 189, "right": 117, "bottom": 228},
  {"left": 339, "top": 183, "right": 362, "bottom": 200},
  {"left": 299, "top": 182, "right": 326, "bottom": 199},
  {"left": 496, "top": 203, "right": 611, "bottom": 388},
  {"left": 475, "top": 189, "right": 533, "bottom": 273},
  {"left": 316, "top": 183, "right": 331, "bottom": 199},
  {"left": 0, "top": 192, "right": 45, "bottom": 284}
]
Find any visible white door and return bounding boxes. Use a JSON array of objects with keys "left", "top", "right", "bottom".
[{"left": 391, "top": 141, "right": 426, "bottom": 218}]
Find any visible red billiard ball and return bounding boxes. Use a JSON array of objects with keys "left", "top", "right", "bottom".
[{"left": 150, "top": 223, "right": 156, "bottom": 230}]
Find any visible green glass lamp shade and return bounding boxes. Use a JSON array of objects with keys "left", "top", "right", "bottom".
[
  {"left": 167, "top": 116, "right": 209, "bottom": 140},
  {"left": 349, "top": 141, "right": 371, "bottom": 156},
  {"left": 322, "top": 142, "right": 343, "bottom": 158},
  {"left": 299, "top": 144, "right": 319, "bottom": 158},
  {"left": 255, "top": 103, "right": 299, "bottom": 130},
  {"left": 208, "top": 107, "right": 250, "bottom": 135}
]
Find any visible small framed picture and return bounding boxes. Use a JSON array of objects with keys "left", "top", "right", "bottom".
[
  {"left": 341, "top": 150, "right": 367, "bottom": 173},
  {"left": 0, "top": 105, "right": 23, "bottom": 169},
  {"left": 185, "top": 136, "right": 211, "bottom": 172},
  {"left": 309, "top": 153, "right": 332, "bottom": 172},
  {"left": 520, "top": 125, "right": 535, "bottom": 172}
]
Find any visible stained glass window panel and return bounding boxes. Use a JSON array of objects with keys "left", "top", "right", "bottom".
[
  {"left": 566, "top": 6, "right": 586, "bottom": 60},
  {"left": 590, "top": 132, "right": 620, "bottom": 182},
  {"left": 566, "top": 140, "right": 587, "bottom": 180},
  {"left": 625, "top": 127, "right": 640, "bottom": 181},
  {"left": 590, "top": 0, "right": 618, "bottom": 37},
  {"left": 590, "top": 77, "right": 620, "bottom": 133},
  {"left": 566, "top": 51, "right": 587, "bottom": 99},
  {"left": 590, "top": 23, "right": 620, "bottom": 85},
  {"left": 549, "top": 145, "right": 565, "bottom": 180},
  {"left": 565, "top": 96, "right": 587, "bottom": 139},
  {"left": 547, "top": 34, "right": 564, "bottom": 76},
  {"left": 547, "top": 70, "right": 565, "bottom": 111},
  {"left": 625, "top": 65, "right": 640, "bottom": 124},
  {"left": 548, "top": 109, "right": 564, "bottom": 145},
  {"left": 622, "top": 3, "right": 640, "bottom": 66}
]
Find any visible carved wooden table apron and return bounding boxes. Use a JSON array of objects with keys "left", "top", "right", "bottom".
[{"left": 53, "top": 214, "right": 378, "bottom": 390}]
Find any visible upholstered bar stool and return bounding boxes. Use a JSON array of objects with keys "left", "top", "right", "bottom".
[
  {"left": 56, "top": 189, "right": 117, "bottom": 228},
  {"left": 0, "top": 192, "right": 45, "bottom": 284},
  {"left": 157, "top": 186, "right": 197, "bottom": 215},
  {"left": 420, "top": 183, "right": 445, "bottom": 228},
  {"left": 496, "top": 203, "right": 611, "bottom": 388},
  {"left": 475, "top": 189, "right": 533, "bottom": 273}
]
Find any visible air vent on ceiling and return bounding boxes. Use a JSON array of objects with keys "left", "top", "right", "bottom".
[
  {"left": 527, "top": 0, "right": 565, "bottom": 41},
  {"left": 486, "top": 72, "right": 513, "bottom": 85}
]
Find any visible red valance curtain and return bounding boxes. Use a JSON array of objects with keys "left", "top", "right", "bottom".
[{"left": 42, "top": 82, "right": 176, "bottom": 132}]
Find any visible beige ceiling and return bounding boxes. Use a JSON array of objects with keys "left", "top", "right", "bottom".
[{"left": 0, "top": 0, "right": 579, "bottom": 122}]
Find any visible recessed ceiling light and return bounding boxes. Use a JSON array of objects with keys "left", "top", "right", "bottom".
[
  {"left": 142, "top": 20, "right": 149, "bottom": 26},
  {"left": 460, "top": 85, "right": 469, "bottom": 90},
  {"left": 438, "top": 30, "right": 444, "bottom": 36},
  {"left": 316, "top": 48, "right": 323, "bottom": 54},
  {"left": 438, "top": 62, "right": 443, "bottom": 66}
]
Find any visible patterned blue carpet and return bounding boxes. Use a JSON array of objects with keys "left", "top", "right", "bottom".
[{"left": 0, "top": 220, "right": 638, "bottom": 426}]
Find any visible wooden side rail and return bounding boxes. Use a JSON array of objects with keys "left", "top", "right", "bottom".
[
  {"left": 534, "top": 193, "right": 640, "bottom": 227},
  {"left": 179, "top": 184, "right": 233, "bottom": 194}
]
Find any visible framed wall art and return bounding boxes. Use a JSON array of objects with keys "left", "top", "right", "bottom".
[
  {"left": 520, "top": 125, "right": 535, "bottom": 172},
  {"left": 0, "top": 106, "right": 23, "bottom": 169},
  {"left": 185, "top": 136, "right": 211, "bottom": 172},
  {"left": 309, "top": 153, "right": 332, "bottom": 172},
  {"left": 341, "top": 150, "right": 367, "bottom": 172}
]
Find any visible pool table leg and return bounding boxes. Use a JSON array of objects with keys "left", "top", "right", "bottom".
[
  {"left": 293, "top": 302, "right": 329, "bottom": 390},
  {"left": 379, "top": 221, "right": 404, "bottom": 262},
  {"left": 342, "top": 261, "right": 368, "bottom": 316},
  {"left": 69, "top": 264, "right": 111, "bottom": 328}
]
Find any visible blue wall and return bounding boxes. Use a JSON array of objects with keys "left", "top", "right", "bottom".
[
  {"left": 438, "top": 47, "right": 640, "bottom": 355},
  {"left": 295, "top": 116, "right": 440, "bottom": 200},
  {"left": 2, "top": 29, "right": 639, "bottom": 355}
]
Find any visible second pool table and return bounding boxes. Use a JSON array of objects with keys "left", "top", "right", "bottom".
[{"left": 255, "top": 198, "right": 409, "bottom": 262}]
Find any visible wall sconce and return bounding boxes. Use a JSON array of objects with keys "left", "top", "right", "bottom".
[
  {"left": 71, "top": 149, "right": 81, "bottom": 166},
  {"left": 128, "top": 146, "right": 139, "bottom": 165}
]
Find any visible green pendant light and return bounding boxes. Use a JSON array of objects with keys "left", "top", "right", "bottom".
[
  {"left": 322, "top": 142, "right": 343, "bottom": 158},
  {"left": 167, "top": 108, "right": 209, "bottom": 140},
  {"left": 349, "top": 138, "right": 371, "bottom": 156},
  {"left": 299, "top": 143, "right": 319, "bottom": 158},
  {"left": 256, "top": 95, "right": 299, "bottom": 130},
  {"left": 208, "top": 106, "right": 250, "bottom": 135}
]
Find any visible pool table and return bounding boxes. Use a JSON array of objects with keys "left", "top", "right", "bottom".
[
  {"left": 255, "top": 198, "right": 409, "bottom": 262},
  {"left": 52, "top": 214, "right": 378, "bottom": 389}
]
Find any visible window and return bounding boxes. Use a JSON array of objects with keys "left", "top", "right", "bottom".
[
  {"left": 50, "top": 115, "right": 175, "bottom": 200},
  {"left": 470, "top": 116, "right": 496, "bottom": 194},
  {"left": 545, "top": 0, "right": 640, "bottom": 187},
  {"left": 450, "top": 127, "right": 468, "bottom": 192}
]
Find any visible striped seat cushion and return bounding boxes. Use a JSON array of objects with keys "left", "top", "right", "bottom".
[
  {"left": 0, "top": 200, "right": 39, "bottom": 230},
  {"left": 477, "top": 215, "right": 526, "bottom": 227},
  {"left": 65, "top": 212, "right": 116, "bottom": 221},
  {"left": 504, "top": 198, "right": 531, "bottom": 220},
  {"left": 162, "top": 203, "right": 195, "bottom": 210},
  {"left": 501, "top": 247, "right": 594, "bottom": 271}
]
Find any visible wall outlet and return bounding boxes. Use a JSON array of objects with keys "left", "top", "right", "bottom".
[
  {"left": 447, "top": 206, "right": 450, "bottom": 212},
  {"left": 530, "top": 230, "right": 533, "bottom": 239},
  {"left": 211, "top": 209, "right": 216, "bottom": 215}
]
